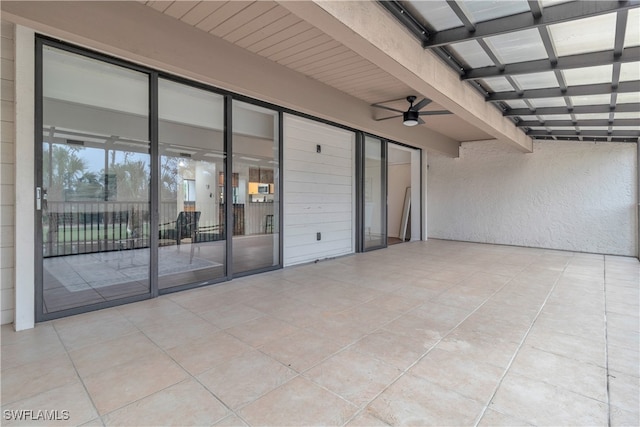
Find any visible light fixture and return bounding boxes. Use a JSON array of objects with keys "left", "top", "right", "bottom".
[{"left": 403, "top": 110, "right": 419, "bottom": 126}]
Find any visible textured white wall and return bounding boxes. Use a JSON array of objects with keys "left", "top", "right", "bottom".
[{"left": 428, "top": 141, "right": 637, "bottom": 256}]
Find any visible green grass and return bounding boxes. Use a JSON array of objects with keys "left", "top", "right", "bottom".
[{"left": 43, "top": 224, "right": 150, "bottom": 243}]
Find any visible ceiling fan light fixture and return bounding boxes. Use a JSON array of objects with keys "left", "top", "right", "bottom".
[{"left": 403, "top": 110, "right": 419, "bottom": 126}]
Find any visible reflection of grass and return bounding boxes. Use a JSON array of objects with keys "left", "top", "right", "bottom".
[{"left": 43, "top": 224, "right": 150, "bottom": 243}]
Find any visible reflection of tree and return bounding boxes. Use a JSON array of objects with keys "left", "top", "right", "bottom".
[
  {"left": 160, "top": 156, "right": 178, "bottom": 200},
  {"left": 75, "top": 172, "right": 104, "bottom": 200},
  {"left": 109, "top": 154, "right": 149, "bottom": 201},
  {"left": 43, "top": 144, "right": 88, "bottom": 201}
]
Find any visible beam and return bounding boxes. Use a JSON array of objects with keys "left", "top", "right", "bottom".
[
  {"left": 0, "top": 0, "right": 461, "bottom": 157},
  {"left": 527, "top": 129, "right": 640, "bottom": 138},
  {"left": 518, "top": 118, "right": 640, "bottom": 127},
  {"left": 488, "top": 80, "right": 639, "bottom": 101},
  {"left": 463, "top": 46, "right": 640, "bottom": 80},
  {"left": 532, "top": 135, "right": 637, "bottom": 142},
  {"left": 504, "top": 103, "right": 640, "bottom": 116},
  {"left": 279, "top": 0, "right": 533, "bottom": 153},
  {"left": 423, "top": 0, "right": 639, "bottom": 48}
]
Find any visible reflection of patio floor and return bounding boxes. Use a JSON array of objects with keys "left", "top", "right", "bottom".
[
  {"left": 45, "top": 247, "right": 222, "bottom": 292},
  {"left": 42, "top": 234, "right": 278, "bottom": 314}
]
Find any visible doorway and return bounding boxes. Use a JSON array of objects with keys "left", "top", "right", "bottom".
[{"left": 387, "top": 143, "right": 421, "bottom": 245}]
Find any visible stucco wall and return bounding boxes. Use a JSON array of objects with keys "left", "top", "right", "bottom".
[
  {"left": 1, "top": 20, "right": 15, "bottom": 324},
  {"left": 428, "top": 141, "right": 637, "bottom": 256}
]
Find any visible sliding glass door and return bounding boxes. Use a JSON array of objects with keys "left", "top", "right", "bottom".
[
  {"left": 39, "top": 45, "right": 151, "bottom": 315},
  {"left": 157, "top": 78, "right": 226, "bottom": 290},
  {"left": 362, "top": 135, "right": 387, "bottom": 251},
  {"left": 231, "top": 101, "right": 280, "bottom": 274},
  {"left": 36, "top": 39, "right": 282, "bottom": 320}
]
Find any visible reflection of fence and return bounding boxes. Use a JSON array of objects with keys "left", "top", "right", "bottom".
[{"left": 44, "top": 201, "right": 154, "bottom": 257}]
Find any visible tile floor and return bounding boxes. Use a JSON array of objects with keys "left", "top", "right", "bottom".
[{"left": 1, "top": 240, "right": 639, "bottom": 426}]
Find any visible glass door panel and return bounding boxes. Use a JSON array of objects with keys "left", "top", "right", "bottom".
[
  {"left": 232, "top": 101, "right": 280, "bottom": 274},
  {"left": 158, "top": 79, "right": 226, "bottom": 290},
  {"left": 40, "top": 46, "right": 151, "bottom": 315},
  {"left": 363, "top": 136, "right": 387, "bottom": 250}
]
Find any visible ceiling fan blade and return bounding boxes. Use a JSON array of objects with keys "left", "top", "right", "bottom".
[
  {"left": 373, "top": 114, "right": 403, "bottom": 121},
  {"left": 418, "top": 117, "right": 426, "bottom": 125},
  {"left": 412, "top": 97, "right": 432, "bottom": 111},
  {"left": 418, "top": 110, "right": 453, "bottom": 116},
  {"left": 371, "top": 104, "right": 405, "bottom": 114}
]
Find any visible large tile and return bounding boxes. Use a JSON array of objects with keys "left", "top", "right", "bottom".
[
  {"left": 238, "top": 376, "right": 357, "bottom": 426},
  {"left": 198, "top": 303, "right": 266, "bottom": 329},
  {"left": 140, "top": 312, "right": 218, "bottom": 350},
  {"left": 197, "top": 349, "right": 296, "bottom": 409},
  {"left": 82, "top": 353, "right": 188, "bottom": 415},
  {"left": 490, "top": 372, "right": 608, "bottom": 426},
  {"left": 167, "top": 331, "right": 252, "bottom": 376},
  {"left": 409, "top": 348, "right": 504, "bottom": 403},
  {"left": 366, "top": 293, "right": 423, "bottom": 314},
  {"left": 116, "top": 297, "right": 191, "bottom": 329},
  {"left": 509, "top": 345, "right": 607, "bottom": 402},
  {"left": 305, "top": 312, "right": 371, "bottom": 347},
  {"left": 69, "top": 332, "right": 164, "bottom": 378},
  {"left": 368, "top": 373, "right": 484, "bottom": 426},
  {"left": 437, "top": 328, "right": 521, "bottom": 369},
  {"left": 1, "top": 354, "right": 78, "bottom": 405},
  {"left": 102, "top": 379, "right": 229, "bottom": 426},
  {"left": 1, "top": 381, "right": 97, "bottom": 427},
  {"left": 610, "top": 406, "right": 640, "bottom": 427},
  {"left": 380, "top": 314, "right": 443, "bottom": 350},
  {"left": 213, "top": 414, "right": 248, "bottom": 426},
  {"left": 524, "top": 327, "right": 606, "bottom": 368},
  {"left": 350, "top": 329, "right": 425, "bottom": 371},
  {"left": 609, "top": 371, "right": 640, "bottom": 414},
  {"left": 477, "top": 409, "right": 533, "bottom": 426},
  {"left": 53, "top": 309, "right": 138, "bottom": 351},
  {"left": 1, "top": 326, "right": 67, "bottom": 370},
  {"left": 304, "top": 348, "right": 401, "bottom": 407},
  {"left": 410, "top": 301, "right": 472, "bottom": 332},
  {"left": 225, "top": 315, "right": 299, "bottom": 348},
  {"left": 608, "top": 326, "right": 639, "bottom": 351},
  {"left": 259, "top": 329, "right": 344, "bottom": 373},
  {"left": 346, "top": 411, "right": 391, "bottom": 426},
  {"left": 607, "top": 343, "right": 639, "bottom": 377}
]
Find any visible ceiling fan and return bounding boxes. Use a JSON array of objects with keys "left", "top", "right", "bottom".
[{"left": 371, "top": 95, "right": 452, "bottom": 126}]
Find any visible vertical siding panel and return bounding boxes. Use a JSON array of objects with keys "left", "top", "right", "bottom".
[
  {"left": 283, "top": 114, "right": 355, "bottom": 266},
  {"left": 0, "top": 20, "right": 15, "bottom": 325}
]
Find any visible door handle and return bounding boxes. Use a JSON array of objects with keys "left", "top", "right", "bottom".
[{"left": 36, "top": 187, "right": 42, "bottom": 210}]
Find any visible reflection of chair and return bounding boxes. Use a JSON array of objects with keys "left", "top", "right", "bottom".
[
  {"left": 265, "top": 214, "right": 274, "bottom": 234},
  {"left": 159, "top": 211, "right": 200, "bottom": 245}
]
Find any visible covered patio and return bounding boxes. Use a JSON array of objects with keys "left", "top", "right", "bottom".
[{"left": 2, "top": 240, "right": 637, "bottom": 426}]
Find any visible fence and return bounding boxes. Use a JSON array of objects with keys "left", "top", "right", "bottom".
[{"left": 43, "top": 201, "right": 176, "bottom": 257}]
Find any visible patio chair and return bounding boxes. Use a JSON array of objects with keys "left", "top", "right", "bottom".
[{"left": 159, "top": 211, "right": 200, "bottom": 245}]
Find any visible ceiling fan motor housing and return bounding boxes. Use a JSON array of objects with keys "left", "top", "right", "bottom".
[{"left": 403, "top": 109, "right": 419, "bottom": 126}]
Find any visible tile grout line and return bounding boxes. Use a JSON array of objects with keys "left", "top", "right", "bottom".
[
  {"left": 49, "top": 321, "right": 104, "bottom": 426},
  {"left": 339, "top": 258, "right": 536, "bottom": 427},
  {"left": 603, "top": 255, "right": 612, "bottom": 427},
  {"left": 130, "top": 325, "right": 249, "bottom": 427},
  {"left": 471, "top": 256, "right": 575, "bottom": 427}
]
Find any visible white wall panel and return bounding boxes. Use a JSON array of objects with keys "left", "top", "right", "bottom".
[
  {"left": 283, "top": 114, "right": 355, "bottom": 266},
  {"left": 0, "top": 20, "right": 15, "bottom": 325},
  {"left": 428, "top": 141, "right": 637, "bottom": 256}
]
